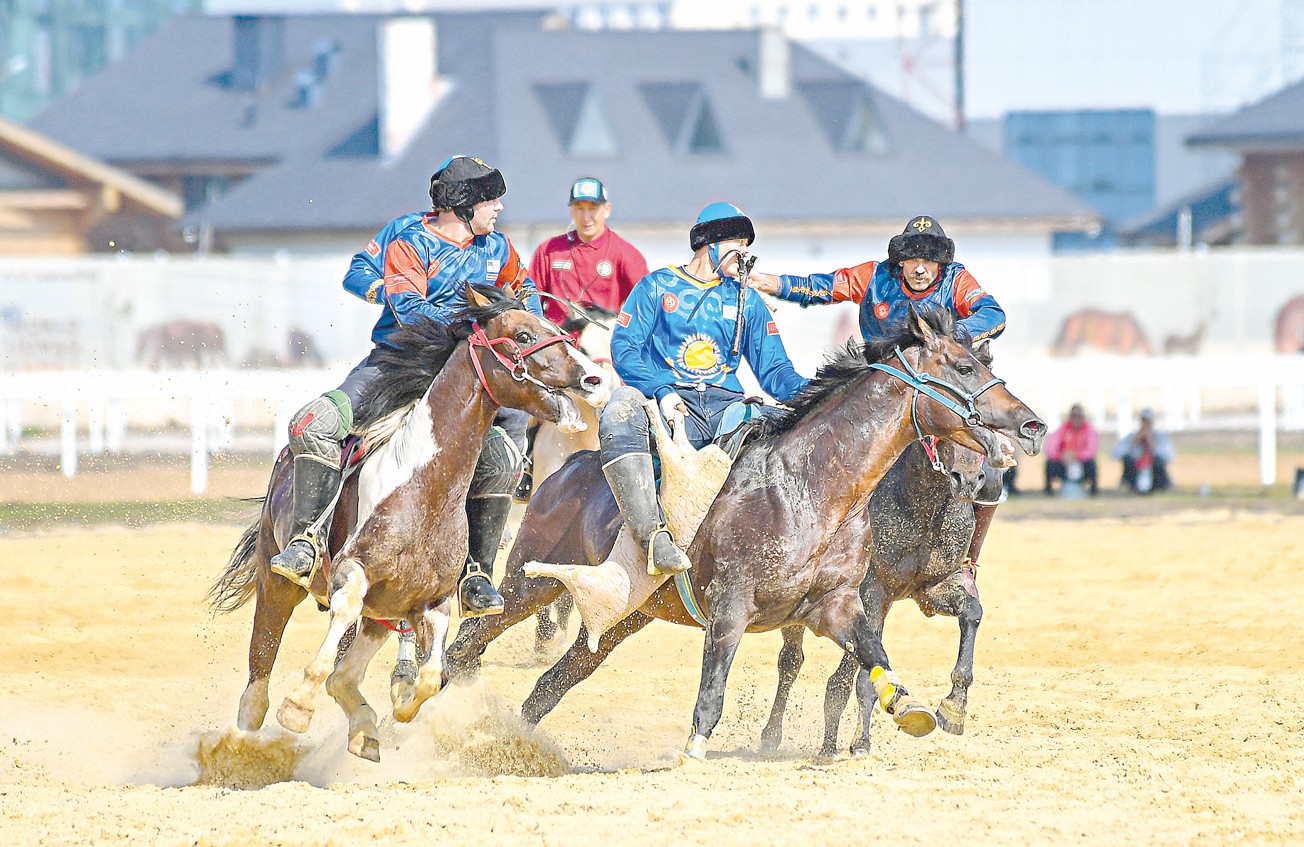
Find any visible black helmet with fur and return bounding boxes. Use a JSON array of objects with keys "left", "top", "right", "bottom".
[
  {"left": 429, "top": 155, "right": 506, "bottom": 224},
  {"left": 887, "top": 215, "right": 955, "bottom": 267}
]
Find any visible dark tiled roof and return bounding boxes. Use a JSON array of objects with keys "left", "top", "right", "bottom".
[
  {"left": 1187, "top": 78, "right": 1304, "bottom": 150},
  {"left": 31, "top": 14, "right": 1096, "bottom": 236}
]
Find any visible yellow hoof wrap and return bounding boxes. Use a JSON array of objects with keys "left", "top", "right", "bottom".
[{"left": 869, "top": 666, "right": 899, "bottom": 712}]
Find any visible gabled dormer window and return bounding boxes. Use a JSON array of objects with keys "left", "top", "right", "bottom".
[
  {"left": 638, "top": 82, "right": 725, "bottom": 155},
  {"left": 534, "top": 82, "right": 618, "bottom": 157},
  {"left": 799, "top": 80, "right": 891, "bottom": 155}
]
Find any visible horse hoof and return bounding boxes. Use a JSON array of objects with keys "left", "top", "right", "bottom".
[
  {"left": 683, "top": 734, "right": 708, "bottom": 761},
  {"left": 936, "top": 700, "right": 966, "bottom": 736},
  {"left": 892, "top": 702, "right": 937, "bottom": 738},
  {"left": 758, "top": 736, "right": 780, "bottom": 755},
  {"left": 349, "top": 733, "right": 381, "bottom": 763},
  {"left": 849, "top": 743, "right": 871, "bottom": 758},
  {"left": 277, "top": 699, "right": 313, "bottom": 734},
  {"left": 391, "top": 689, "right": 418, "bottom": 724}
]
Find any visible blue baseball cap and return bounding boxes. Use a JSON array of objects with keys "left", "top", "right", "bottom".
[{"left": 569, "top": 177, "right": 608, "bottom": 205}]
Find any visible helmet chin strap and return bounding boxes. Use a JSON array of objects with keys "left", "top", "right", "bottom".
[{"left": 709, "top": 244, "right": 744, "bottom": 278}]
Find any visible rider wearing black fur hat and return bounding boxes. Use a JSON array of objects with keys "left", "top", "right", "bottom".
[
  {"left": 751, "top": 215, "right": 1007, "bottom": 596},
  {"left": 273, "top": 154, "right": 542, "bottom": 621}
]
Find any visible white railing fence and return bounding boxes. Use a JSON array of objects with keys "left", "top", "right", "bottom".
[{"left": 3, "top": 356, "right": 1304, "bottom": 494}]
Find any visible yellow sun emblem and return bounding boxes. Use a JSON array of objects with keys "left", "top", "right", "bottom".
[{"left": 679, "top": 333, "right": 722, "bottom": 375}]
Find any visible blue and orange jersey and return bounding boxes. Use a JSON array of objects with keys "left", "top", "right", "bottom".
[
  {"left": 612, "top": 266, "right": 807, "bottom": 404},
  {"left": 777, "top": 260, "right": 1005, "bottom": 345},
  {"left": 342, "top": 211, "right": 542, "bottom": 348}
]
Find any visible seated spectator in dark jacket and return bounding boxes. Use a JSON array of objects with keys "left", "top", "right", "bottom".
[
  {"left": 1112, "top": 408, "right": 1175, "bottom": 494},
  {"left": 1044, "top": 403, "right": 1099, "bottom": 496}
]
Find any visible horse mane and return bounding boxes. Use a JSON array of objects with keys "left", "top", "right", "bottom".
[
  {"left": 353, "top": 285, "right": 526, "bottom": 429},
  {"left": 757, "top": 306, "right": 956, "bottom": 440}
]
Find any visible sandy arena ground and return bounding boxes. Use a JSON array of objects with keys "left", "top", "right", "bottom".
[{"left": 1, "top": 475, "right": 1302, "bottom": 844}]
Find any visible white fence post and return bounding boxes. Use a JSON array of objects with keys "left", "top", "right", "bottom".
[
  {"left": 190, "top": 393, "right": 208, "bottom": 495},
  {"left": 1259, "top": 383, "right": 1277, "bottom": 487},
  {"left": 106, "top": 398, "right": 126, "bottom": 452},
  {"left": 60, "top": 399, "right": 77, "bottom": 477},
  {"left": 88, "top": 397, "right": 105, "bottom": 454}
]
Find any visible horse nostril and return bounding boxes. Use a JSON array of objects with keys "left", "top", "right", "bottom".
[
  {"left": 583, "top": 375, "right": 603, "bottom": 389},
  {"left": 1021, "top": 419, "right": 1045, "bottom": 437}
]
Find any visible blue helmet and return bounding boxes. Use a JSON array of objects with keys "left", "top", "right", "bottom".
[{"left": 689, "top": 202, "right": 755, "bottom": 252}]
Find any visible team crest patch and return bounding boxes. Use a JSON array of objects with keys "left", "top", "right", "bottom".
[
  {"left": 874, "top": 302, "right": 890, "bottom": 320},
  {"left": 766, "top": 320, "right": 779, "bottom": 335},
  {"left": 486, "top": 258, "right": 501, "bottom": 282},
  {"left": 661, "top": 293, "right": 680, "bottom": 313},
  {"left": 596, "top": 260, "right": 613, "bottom": 277},
  {"left": 365, "top": 239, "right": 380, "bottom": 258},
  {"left": 616, "top": 311, "right": 631, "bottom": 327}
]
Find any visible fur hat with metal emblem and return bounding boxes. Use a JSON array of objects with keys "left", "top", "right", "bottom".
[
  {"left": 887, "top": 215, "right": 955, "bottom": 267},
  {"left": 429, "top": 155, "right": 506, "bottom": 224}
]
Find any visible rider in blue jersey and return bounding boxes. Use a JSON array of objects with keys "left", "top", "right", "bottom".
[{"left": 601, "top": 202, "right": 809, "bottom": 575}]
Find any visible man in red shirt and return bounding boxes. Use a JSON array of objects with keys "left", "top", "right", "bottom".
[{"left": 529, "top": 177, "right": 649, "bottom": 326}]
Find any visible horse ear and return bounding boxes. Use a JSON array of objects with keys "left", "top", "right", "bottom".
[
  {"left": 972, "top": 338, "right": 993, "bottom": 367},
  {"left": 465, "top": 284, "right": 492, "bottom": 309},
  {"left": 907, "top": 304, "right": 938, "bottom": 345}
]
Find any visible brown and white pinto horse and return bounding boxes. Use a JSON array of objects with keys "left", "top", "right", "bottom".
[{"left": 208, "top": 286, "right": 611, "bottom": 762}]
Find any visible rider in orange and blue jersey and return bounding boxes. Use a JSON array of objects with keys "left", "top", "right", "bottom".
[
  {"left": 751, "top": 216, "right": 1006, "bottom": 589},
  {"left": 271, "top": 155, "right": 539, "bottom": 618}
]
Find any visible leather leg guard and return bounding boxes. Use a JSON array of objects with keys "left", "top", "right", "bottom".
[
  {"left": 602, "top": 452, "right": 690, "bottom": 576},
  {"left": 270, "top": 455, "right": 342, "bottom": 584}
]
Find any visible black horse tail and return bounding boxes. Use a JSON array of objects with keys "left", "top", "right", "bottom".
[{"left": 208, "top": 512, "right": 263, "bottom": 614}]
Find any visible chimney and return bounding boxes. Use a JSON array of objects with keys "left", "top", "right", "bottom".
[
  {"left": 378, "top": 16, "right": 444, "bottom": 159},
  {"left": 758, "top": 26, "right": 790, "bottom": 100},
  {"left": 232, "top": 15, "right": 285, "bottom": 92}
]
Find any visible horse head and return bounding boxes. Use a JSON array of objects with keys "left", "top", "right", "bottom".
[
  {"left": 465, "top": 286, "right": 612, "bottom": 432},
  {"left": 902, "top": 306, "right": 1045, "bottom": 467}
]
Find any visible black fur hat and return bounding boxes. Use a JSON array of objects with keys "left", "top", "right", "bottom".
[
  {"left": 429, "top": 155, "right": 506, "bottom": 222},
  {"left": 689, "top": 201, "right": 755, "bottom": 252},
  {"left": 887, "top": 215, "right": 955, "bottom": 267}
]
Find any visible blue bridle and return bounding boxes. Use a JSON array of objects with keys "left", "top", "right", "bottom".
[{"left": 868, "top": 345, "right": 1005, "bottom": 435}]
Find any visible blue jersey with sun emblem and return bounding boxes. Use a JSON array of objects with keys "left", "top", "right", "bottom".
[{"left": 611, "top": 265, "right": 807, "bottom": 404}]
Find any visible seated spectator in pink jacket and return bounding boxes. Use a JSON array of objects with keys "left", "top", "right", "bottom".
[{"left": 1044, "top": 404, "right": 1099, "bottom": 496}]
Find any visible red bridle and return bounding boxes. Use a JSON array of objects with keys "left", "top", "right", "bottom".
[{"left": 467, "top": 319, "right": 576, "bottom": 406}]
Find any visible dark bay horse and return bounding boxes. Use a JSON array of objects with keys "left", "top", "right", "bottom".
[
  {"left": 448, "top": 307, "right": 1044, "bottom": 758},
  {"left": 759, "top": 436, "right": 989, "bottom": 757},
  {"left": 208, "top": 286, "right": 611, "bottom": 761}
]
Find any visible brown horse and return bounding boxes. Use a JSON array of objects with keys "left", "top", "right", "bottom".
[
  {"left": 447, "top": 307, "right": 1044, "bottom": 758},
  {"left": 208, "top": 286, "right": 611, "bottom": 761},
  {"left": 759, "top": 436, "right": 988, "bottom": 756}
]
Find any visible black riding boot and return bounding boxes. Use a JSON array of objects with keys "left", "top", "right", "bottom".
[
  {"left": 459, "top": 496, "right": 510, "bottom": 618},
  {"left": 269, "top": 455, "right": 342, "bottom": 582},
  {"left": 603, "top": 452, "right": 691, "bottom": 576}
]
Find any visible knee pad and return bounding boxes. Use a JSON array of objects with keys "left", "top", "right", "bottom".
[
  {"left": 470, "top": 425, "right": 524, "bottom": 498},
  {"left": 288, "top": 390, "right": 351, "bottom": 465},
  {"left": 598, "top": 386, "right": 651, "bottom": 463}
]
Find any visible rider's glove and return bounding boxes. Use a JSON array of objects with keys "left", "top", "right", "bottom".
[{"left": 659, "top": 392, "right": 687, "bottom": 424}]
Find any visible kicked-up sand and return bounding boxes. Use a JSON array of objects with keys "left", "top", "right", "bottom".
[{"left": 0, "top": 506, "right": 1300, "bottom": 845}]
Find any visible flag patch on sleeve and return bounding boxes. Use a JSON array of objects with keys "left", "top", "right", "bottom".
[
  {"left": 617, "top": 311, "right": 631, "bottom": 327},
  {"left": 766, "top": 321, "right": 779, "bottom": 335}
]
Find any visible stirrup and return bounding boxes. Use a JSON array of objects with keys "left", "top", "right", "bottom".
[
  {"left": 269, "top": 529, "right": 324, "bottom": 589},
  {"left": 458, "top": 561, "right": 504, "bottom": 619},
  {"left": 646, "top": 526, "right": 690, "bottom": 577}
]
